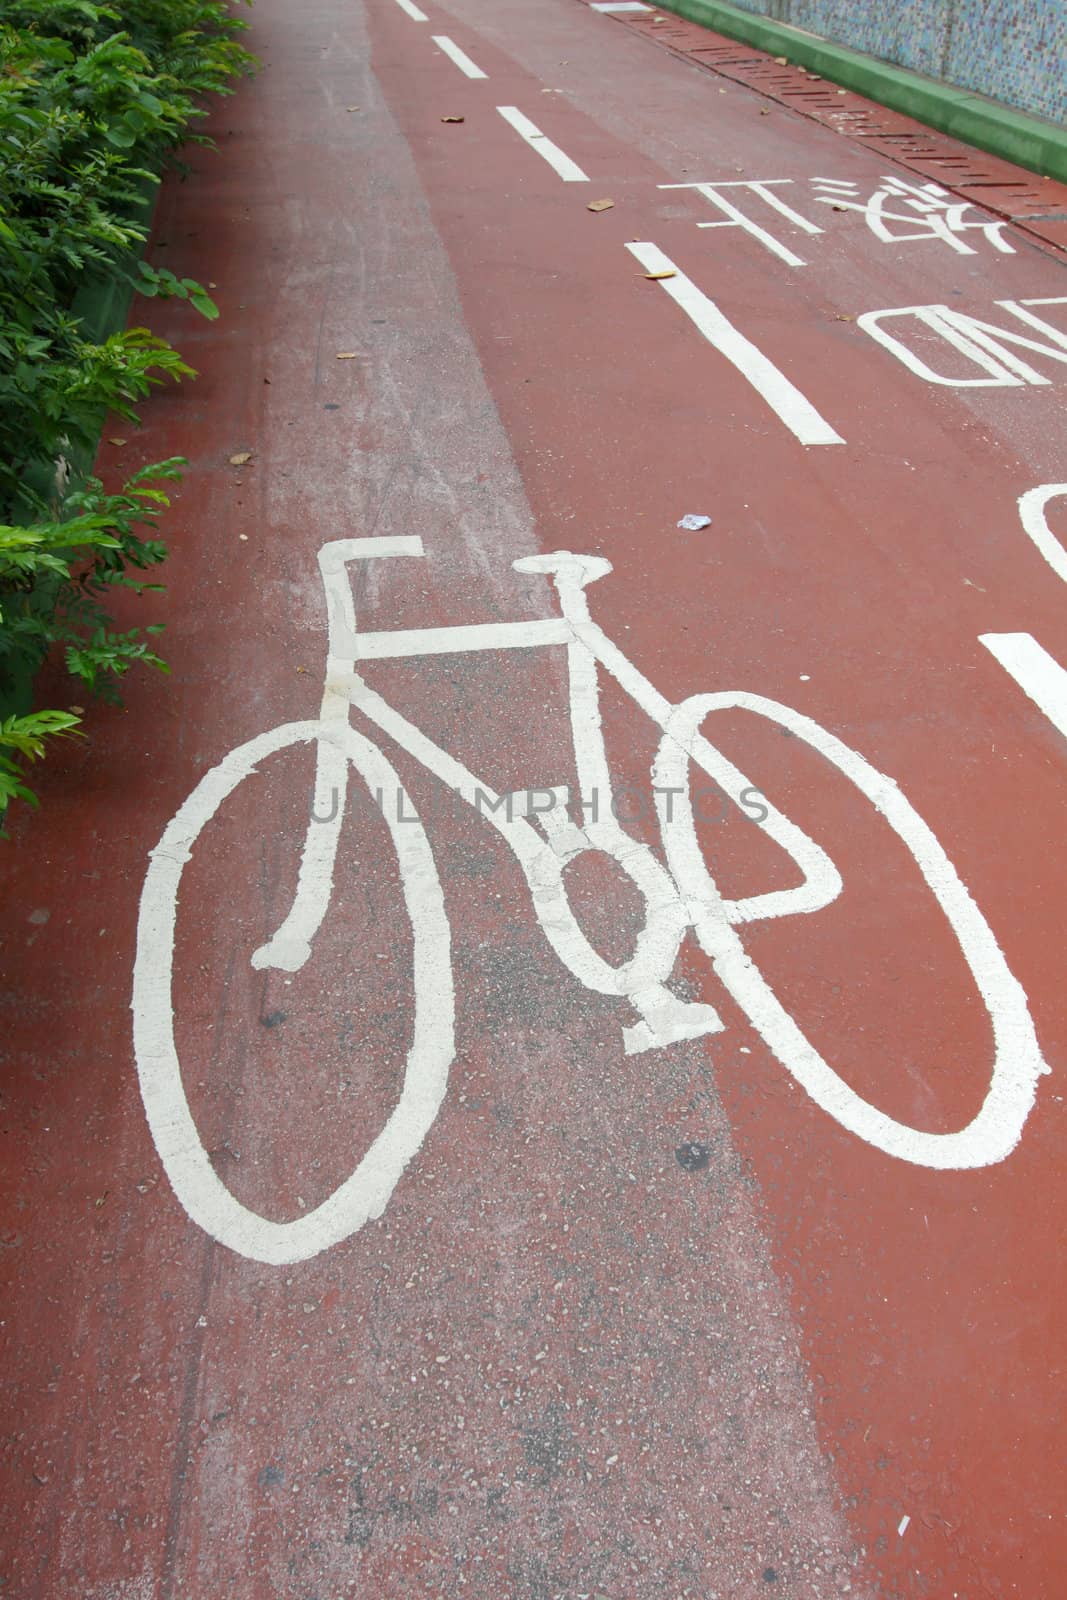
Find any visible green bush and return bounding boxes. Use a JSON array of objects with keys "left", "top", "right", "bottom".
[{"left": 0, "top": 0, "right": 255, "bottom": 830}]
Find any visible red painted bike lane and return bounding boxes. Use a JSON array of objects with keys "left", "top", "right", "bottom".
[{"left": 1, "top": 1, "right": 1066, "bottom": 1596}]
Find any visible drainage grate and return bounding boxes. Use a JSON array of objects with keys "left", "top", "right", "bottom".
[{"left": 592, "top": 1, "right": 1067, "bottom": 254}]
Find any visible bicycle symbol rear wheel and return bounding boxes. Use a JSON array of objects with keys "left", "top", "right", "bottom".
[{"left": 132, "top": 719, "right": 454, "bottom": 1264}]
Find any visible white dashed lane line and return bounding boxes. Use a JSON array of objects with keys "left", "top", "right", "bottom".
[
  {"left": 980, "top": 633, "right": 1067, "bottom": 742},
  {"left": 496, "top": 106, "right": 589, "bottom": 182},
  {"left": 433, "top": 35, "right": 488, "bottom": 79},
  {"left": 625, "top": 242, "right": 845, "bottom": 446}
]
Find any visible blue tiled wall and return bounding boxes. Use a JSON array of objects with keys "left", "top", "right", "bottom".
[{"left": 723, "top": 0, "right": 1067, "bottom": 125}]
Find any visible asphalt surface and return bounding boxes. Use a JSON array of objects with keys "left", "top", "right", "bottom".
[{"left": 2, "top": 1, "right": 1066, "bottom": 1596}]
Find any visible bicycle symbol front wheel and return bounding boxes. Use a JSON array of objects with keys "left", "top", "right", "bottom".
[
  {"left": 132, "top": 719, "right": 454, "bottom": 1265},
  {"left": 655, "top": 692, "right": 1047, "bottom": 1169}
]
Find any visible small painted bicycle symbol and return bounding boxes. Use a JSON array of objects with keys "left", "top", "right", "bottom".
[{"left": 133, "top": 538, "right": 1046, "bottom": 1263}]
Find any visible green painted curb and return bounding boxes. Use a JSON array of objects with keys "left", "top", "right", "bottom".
[{"left": 653, "top": 0, "right": 1067, "bottom": 185}]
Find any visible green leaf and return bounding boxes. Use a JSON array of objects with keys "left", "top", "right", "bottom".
[{"left": 104, "top": 123, "right": 138, "bottom": 148}]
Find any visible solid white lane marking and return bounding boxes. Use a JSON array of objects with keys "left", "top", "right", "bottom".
[
  {"left": 980, "top": 633, "right": 1067, "bottom": 742},
  {"left": 392, "top": 0, "right": 427, "bottom": 19},
  {"left": 1018, "top": 484, "right": 1067, "bottom": 585},
  {"left": 496, "top": 106, "right": 589, "bottom": 182},
  {"left": 432, "top": 35, "right": 487, "bottom": 78},
  {"left": 592, "top": 2, "right": 652, "bottom": 10},
  {"left": 625, "top": 242, "right": 844, "bottom": 445}
]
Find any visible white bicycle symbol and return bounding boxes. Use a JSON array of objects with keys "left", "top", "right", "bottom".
[{"left": 133, "top": 537, "right": 1047, "bottom": 1264}]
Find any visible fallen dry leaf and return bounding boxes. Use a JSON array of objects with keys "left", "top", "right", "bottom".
[
  {"left": 587, "top": 198, "right": 614, "bottom": 213},
  {"left": 773, "top": 55, "right": 788, "bottom": 64},
  {"left": 644, "top": 269, "right": 676, "bottom": 280},
  {"left": 760, "top": 108, "right": 770, "bottom": 115},
  {"left": 108, "top": 437, "right": 127, "bottom": 447},
  {"left": 346, "top": 105, "right": 360, "bottom": 112},
  {"left": 834, "top": 314, "right": 854, "bottom": 322},
  {"left": 335, "top": 351, "right": 361, "bottom": 359},
  {"left": 440, "top": 115, "right": 465, "bottom": 123},
  {"left": 228, "top": 451, "right": 252, "bottom": 465}
]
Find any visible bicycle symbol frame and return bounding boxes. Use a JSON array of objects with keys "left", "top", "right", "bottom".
[{"left": 133, "top": 537, "right": 1047, "bottom": 1264}]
